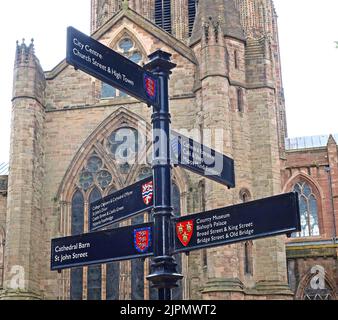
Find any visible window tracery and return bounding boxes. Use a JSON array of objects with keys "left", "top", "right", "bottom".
[{"left": 292, "top": 182, "right": 320, "bottom": 237}]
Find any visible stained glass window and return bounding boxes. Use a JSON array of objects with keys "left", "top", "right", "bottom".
[
  {"left": 87, "top": 156, "right": 103, "bottom": 173},
  {"left": 292, "top": 182, "right": 320, "bottom": 237},
  {"left": 97, "top": 170, "right": 112, "bottom": 189},
  {"left": 87, "top": 265, "right": 102, "bottom": 300},
  {"left": 106, "top": 263, "right": 120, "bottom": 300},
  {"left": 119, "top": 38, "right": 133, "bottom": 53},
  {"left": 79, "top": 171, "right": 94, "bottom": 191},
  {"left": 87, "top": 188, "right": 102, "bottom": 300},
  {"left": 70, "top": 268, "right": 83, "bottom": 301},
  {"left": 71, "top": 191, "right": 84, "bottom": 236},
  {"left": 70, "top": 191, "right": 84, "bottom": 300}
]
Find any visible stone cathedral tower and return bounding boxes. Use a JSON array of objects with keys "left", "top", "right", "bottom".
[{"left": 0, "top": 0, "right": 294, "bottom": 300}]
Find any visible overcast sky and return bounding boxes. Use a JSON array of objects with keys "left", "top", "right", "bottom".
[{"left": 0, "top": 0, "right": 337, "bottom": 163}]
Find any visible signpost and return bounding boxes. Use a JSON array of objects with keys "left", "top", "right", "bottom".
[
  {"left": 66, "top": 27, "right": 159, "bottom": 108},
  {"left": 174, "top": 192, "right": 300, "bottom": 253},
  {"left": 50, "top": 26, "right": 302, "bottom": 301},
  {"left": 89, "top": 177, "right": 153, "bottom": 231},
  {"left": 171, "top": 131, "right": 235, "bottom": 188},
  {"left": 51, "top": 222, "right": 153, "bottom": 271}
]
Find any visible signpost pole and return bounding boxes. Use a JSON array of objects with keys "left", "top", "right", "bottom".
[{"left": 145, "top": 50, "right": 183, "bottom": 300}]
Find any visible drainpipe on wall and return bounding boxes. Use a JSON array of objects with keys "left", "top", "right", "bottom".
[{"left": 325, "top": 166, "right": 337, "bottom": 244}]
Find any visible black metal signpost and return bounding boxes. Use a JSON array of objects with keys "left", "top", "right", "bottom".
[
  {"left": 50, "top": 27, "right": 301, "bottom": 302},
  {"left": 89, "top": 176, "right": 153, "bottom": 231},
  {"left": 144, "top": 51, "right": 183, "bottom": 300}
]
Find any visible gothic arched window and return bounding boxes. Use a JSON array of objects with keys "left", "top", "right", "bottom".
[
  {"left": 70, "top": 190, "right": 84, "bottom": 300},
  {"left": 101, "top": 37, "right": 143, "bottom": 99},
  {"left": 292, "top": 182, "right": 320, "bottom": 237}
]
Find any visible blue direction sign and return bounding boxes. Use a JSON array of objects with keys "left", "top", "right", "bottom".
[
  {"left": 174, "top": 192, "right": 301, "bottom": 253},
  {"left": 67, "top": 27, "right": 159, "bottom": 107},
  {"left": 171, "top": 131, "right": 235, "bottom": 188},
  {"left": 89, "top": 177, "right": 153, "bottom": 231},
  {"left": 51, "top": 223, "right": 153, "bottom": 271}
]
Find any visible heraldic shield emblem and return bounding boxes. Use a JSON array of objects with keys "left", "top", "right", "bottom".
[
  {"left": 176, "top": 220, "right": 194, "bottom": 247},
  {"left": 134, "top": 227, "right": 152, "bottom": 253},
  {"left": 144, "top": 74, "right": 157, "bottom": 101},
  {"left": 142, "top": 181, "right": 153, "bottom": 205}
]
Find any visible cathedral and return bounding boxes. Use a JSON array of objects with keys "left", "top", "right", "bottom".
[{"left": 0, "top": 0, "right": 336, "bottom": 300}]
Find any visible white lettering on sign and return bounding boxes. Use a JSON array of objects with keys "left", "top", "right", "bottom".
[
  {"left": 73, "top": 38, "right": 84, "bottom": 50},
  {"left": 85, "top": 45, "right": 103, "bottom": 60},
  {"left": 192, "top": 213, "right": 255, "bottom": 247},
  {"left": 54, "top": 241, "right": 92, "bottom": 265},
  {"left": 71, "top": 37, "right": 136, "bottom": 88}
]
